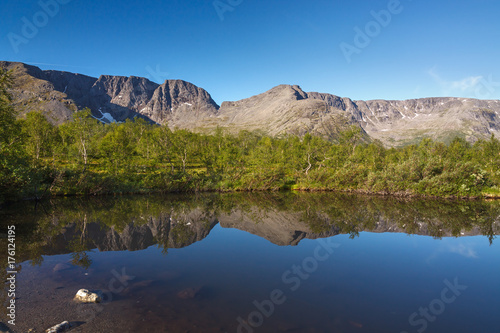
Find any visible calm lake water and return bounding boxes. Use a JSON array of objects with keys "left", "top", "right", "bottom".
[{"left": 1, "top": 192, "right": 499, "bottom": 333}]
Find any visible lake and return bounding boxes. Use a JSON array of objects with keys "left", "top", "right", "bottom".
[{"left": 1, "top": 192, "right": 499, "bottom": 333}]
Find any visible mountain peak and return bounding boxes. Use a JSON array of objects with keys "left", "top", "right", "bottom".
[
  {"left": 1, "top": 61, "right": 218, "bottom": 126},
  {"left": 266, "top": 84, "right": 308, "bottom": 99},
  {"left": 1, "top": 61, "right": 499, "bottom": 146}
]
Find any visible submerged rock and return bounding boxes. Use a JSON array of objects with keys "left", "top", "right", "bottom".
[
  {"left": 74, "top": 289, "right": 102, "bottom": 303},
  {"left": 177, "top": 286, "right": 202, "bottom": 299},
  {"left": 45, "top": 321, "right": 72, "bottom": 333},
  {"left": 349, "top": 320, "right": 363, "bottom": 328},
  {"left": 0, "top": 322, "right": 11, "bottom": 333},
  {"left": 122, "top": 279, "right": 154, "bottom": 295},
  {"left": 53, "top": 263, "right": 73, "bottom": 272}
]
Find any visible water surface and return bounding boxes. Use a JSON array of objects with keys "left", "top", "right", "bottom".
[{"left": 1, "top": 193, "right": 499, "bottom": 332}]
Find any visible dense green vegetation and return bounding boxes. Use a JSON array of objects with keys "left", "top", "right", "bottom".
[{"left": 1, "top": 69, "right": 500, "bottom": 203}]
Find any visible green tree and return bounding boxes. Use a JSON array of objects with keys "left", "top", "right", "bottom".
[
  {"left": 98, "top": 123, "right": 135, "bottom": 173},
  {"left": 0, "top": 70, "right": 17, "bottom": 145},
  {"left": 0, "top": 69, "right": 29, "bottom": 202},
  {"left": 20, "top": 111, "right": 57, "bottom": 161},
  {"left": 151, "top": 125, "right": 175, "bottom": 171},
  {"left": 172, "top": 130, "right": 200, "bottom": 173},
  {"left": 59, "top": 108, "right": 102, "bottom": 169}
]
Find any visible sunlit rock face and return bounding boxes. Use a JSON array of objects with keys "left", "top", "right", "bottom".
[
  {"left": 218, "top": 85, "right": 500, "bottom": 146},
  {"left": 2, "top": 61, "right": 499, "bottom": 146}
]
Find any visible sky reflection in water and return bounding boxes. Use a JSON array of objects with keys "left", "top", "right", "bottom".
[{"left": 1, "top": 193, "right": 499, "bottom": 333}]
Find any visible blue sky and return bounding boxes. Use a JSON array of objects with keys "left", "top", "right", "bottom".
[{"left": 1, "top": 0, "right": 500, "bottom": 105}]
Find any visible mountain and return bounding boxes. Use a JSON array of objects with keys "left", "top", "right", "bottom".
[
  {"left": 216, "top": 85, "right": 500, "bottom": 146},
  {"left": 0, "top": 61, "right": 219, "bottom": 127},
  {"left": 215, "top": 84, "right": 367, "bottom": 139},
  {"left": 351, "top": 97, "right": 500, "bottom": 146},
  {"left": 2, "top": 61, "right": 499, "bottom": 146}
]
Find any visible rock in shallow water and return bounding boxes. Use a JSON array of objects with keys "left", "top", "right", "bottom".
[
  {"left": 53, "top": 263, "right": 72, "bottom": 272},
  {"left": 73, "top": 289, "right": 102, "bottom": 303},
  {"left": 177, "top": 286, "right": 202, "bottom": 299},
  {"left": 122, "top": 279, "right": 154, "bottom": 295},
  {"left": 0, "top": 322, "right": 11, "bottom": 333},
  {"left": 45, "top": 321, "right": 72, "bottom": 333}
]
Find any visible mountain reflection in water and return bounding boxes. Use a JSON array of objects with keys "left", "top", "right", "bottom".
[{"left": 0, "top": 192, "right": 499, "bottom": 333}]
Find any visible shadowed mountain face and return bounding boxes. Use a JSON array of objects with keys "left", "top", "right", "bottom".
[
  {"left": 1, "top": 193, "right": 498, "bottom": 267},
  {"left": 2, "top": 61, "right": 500, "bottom": 145},
  {"left": 0, "top": 61, "right": 219, "bottom": 126}
]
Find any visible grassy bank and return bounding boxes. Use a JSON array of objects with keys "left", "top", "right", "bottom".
[
  {"left": 4, "top": 121, "right": 498, "bottom": 203},
  {"left": 1, "top": 70, "right": 499, "bottom": 203}
]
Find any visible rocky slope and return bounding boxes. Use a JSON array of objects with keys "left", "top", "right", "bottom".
[
  {"left": 2, "top": 61, "right": 499, "bottom": 146},
  {"left": 0, "top": 61, "right": 219, "bottom": 127},
  {"left": 215, "top": 84, "right": 368, "bottom": 139},
  {"left": 352, "top": 97, "right": 500, "bottom": 146},
  {"left": 216, "top": 85, "right": 500, "bottom": 146}
]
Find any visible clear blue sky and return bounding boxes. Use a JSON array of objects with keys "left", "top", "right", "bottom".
[{"left": 1, "top": 0, "right": 500, "bottom": 105}]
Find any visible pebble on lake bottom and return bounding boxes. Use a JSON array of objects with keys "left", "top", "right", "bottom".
[
  {"left": 177, "top": 286, "right": 202, "bottom": 299},
  {"left": 74, "top": 289, "right": 102, "bottom": 303},
  {"left": 45, "top": 321, "right": 72, "bottom": 333}
]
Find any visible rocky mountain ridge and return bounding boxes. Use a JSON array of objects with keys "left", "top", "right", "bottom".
[
  {"left": 0, "top": 61, "right": 219, "bottom": 127},
  {"left": 2, "top": 61, "right": 499, "bottom": 146},
  {"left": 217, "top": 84, "right": 500, "bottom": 145}
]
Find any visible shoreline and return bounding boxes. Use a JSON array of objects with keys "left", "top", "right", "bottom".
[{"left": 4, "top": 185, "right": 499, "bottom": 207}]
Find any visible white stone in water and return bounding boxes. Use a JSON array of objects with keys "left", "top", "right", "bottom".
[
  {"left": 74, "top": 289, "right": 102, "bottom": 303},
  {"left": 46, "top": 321, "right": 71, "bottom": 333}
]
